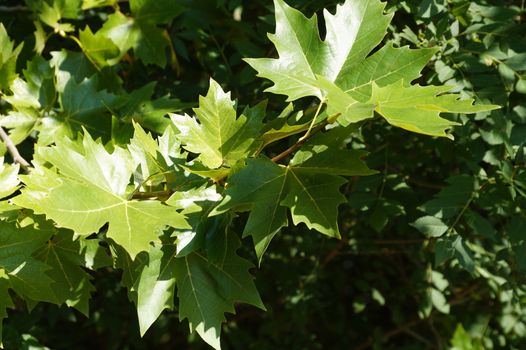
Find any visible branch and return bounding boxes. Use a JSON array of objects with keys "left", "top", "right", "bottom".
[
  {"left": 355, "top": 318, "right": 423, "bottom": 350},
  {"left": 0, "top": 5, "right": 29, "bottom": 12},
  {"left": 0, "top": 126, "right": 30, "bottom": 173},
  {"left": 271, "top": 120, "right": 329, "bottom": 163}
]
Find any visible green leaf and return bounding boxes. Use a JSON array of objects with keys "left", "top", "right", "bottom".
[
  {"left": 3, "top": 57, "right": 56, "bottom": 113},
  {"left": 0, "top": 219, "right": 57, "bottom": 304},
  {"left": 33, "top": 229, "right": 95, "bottom": 315},
  {"left": 282, "top": 172, "right": 347, "bottom": 236},
  {"left": 213, "top": 159, "right": 288, "bottom": 260},
  {"left": 13, "top": 132, "right": 189, "bottom": 259},
  {"left": 245, "top": 0, "right": 392, "bottom": 101},
  {"left": 0, "top": 158, "right": 20, "bottom": 199},
  {"left": 78, "top": 27, "right": 121, "bottom": 68},
  {"left": 0, "top": 23, "right": 23, "bottom": 90},
  {"left": 50, "top": 50, "right": 98, "bottom": 92},
  {"left": 99, "top": 0, "right": 182, "bottom": 67},
  {"left": 116, "top": 82, "right": 193, "bottom": 133},
  {"left": 172, "top": 79, "right": 264, "bottom": 169},
  {"left": 370, "top": 81, "right": 499, "bottom": 139},
  {"left": 246, "top": 0, "right": 498, "bottom": 138},
  {"left": 411, "top": 216, "right": 448, "bottom": 237},
  {"left": 174, "top": 230, "right": 264, "bottom": 349},
  {"left": 130, "top": 0, "right": 182, "bottom": 24},
  {"left": 213, "top": 158, "right": 347, "bottom": 261},
  {"left": 335, "top": 44, "right": 438, "bottom": 100},
  {"left": 116, "top": 243, "right": 177, "bottom": 336},
  {"left": 435, "top": 234, "right": 475, "bottom": 275},
  {"left": 0, "top": 274, "right": 14, "bottom": 345},
  {"left": 289, "top": 127, "right": 377, "bottom": 176},
  {"left": 82, "top": 0, "right": 117, "bottom": 9},
  {"left": 34, "top": 76, "right": 119, "bottom": 144},
  {"left": 420, "top": 175, "right": 477, "bottom": 219}
]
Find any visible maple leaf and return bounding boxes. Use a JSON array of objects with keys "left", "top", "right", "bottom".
[
  {"left": 33, "top": 229, "right": 96, "bottom": 315},
  {"left": 0, "top": 23, "right": 23, "bottom": 90},
  {"left": 213, "top": 158, "right": 370, "bottom": 261},
  {"left": 13, "top": 132, "right": 189, "bottom": 259},
  {"left": 0, "top": 158, "right": 20, "bottom": 199},
  {"left": 245, "top": 0, "right": 392, "bottom": 101},
  {"left": 171, "top": 79, "right": 264, "bottom": 169},
  {"left": 246, "top": 0, "right": 499, "bottom": 138},
  {"left": 0, "top": 275, "right": 14, "bottom": 346},
  {"left": 78, "top": 26, "right": 120, "bottom": 68},
  {"left": 0, "top": 219, "right": 58, "bottom": 318},
  {"left": 98, "top": 0, "right": 183, "bottom": 67},
  {"left": 213, "top": 126, "right": 375, "bottom": 261},
  {"left": 116, "top": 243, "right": 177, "bottom": 336},
  {"left": 174, "top": 230, "right": 264, "bottom": 350}
]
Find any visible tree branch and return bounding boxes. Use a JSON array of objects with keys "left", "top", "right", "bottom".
[
  {"left": 271, "top": 120, "right": 329, "bottom": 163},
  {"left": 0, "top": 5, "right": 29, "bottom": 12},
  {"left": 0, "top": 126, "right": 30, "bottom": 173}
]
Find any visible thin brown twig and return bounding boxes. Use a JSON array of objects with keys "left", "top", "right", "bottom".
[
  {"left": 271, "top": 120, "right": 329, "bottom": 163},
  {"left": 354, "top": 318, "right": 424, "bottom": 350},
  {"left": 0, "top": 126, "right": 30, "bottom": 173},
  {"left": 0, "top": 5, "right": 29, "bottom": 12}
]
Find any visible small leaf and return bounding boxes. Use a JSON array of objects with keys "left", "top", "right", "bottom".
[
  {"left": 412, "top": 216, "right": 448, "bottom": 237},
  {"left": 0, "top": 158, "right": 20, "bottom": 199},
  {"left": 0, "top": 23, "right": 23, "bottom": 90},
  {"left": 78, "top": 26, "right": 120, "bottom": 68},
  {"left": 172, "top": 79, "right": 263, "bottom": 169}
]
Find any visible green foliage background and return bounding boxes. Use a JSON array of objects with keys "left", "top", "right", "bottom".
[{"left": 0, "top": 0, "right": 525, "bottom": 349}]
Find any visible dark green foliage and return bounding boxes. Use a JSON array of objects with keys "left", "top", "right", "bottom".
[{"left": 0, "top": 0, "right": 524, "bottom": 349}]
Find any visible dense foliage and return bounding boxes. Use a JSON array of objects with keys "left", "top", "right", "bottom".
[{"left": 0, "top": 0, "right": 523, "bottom": 349}]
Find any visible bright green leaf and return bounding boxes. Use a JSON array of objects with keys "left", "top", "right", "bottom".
[
  {"left": 172, "top": 79, "right": 263, "bottom": 169},
  {"left": 245, "top": 0, "right": 392, "bottom": 101},
  {"left": 0, "top": 158, "right": 20, "bottom": 199},
  {"left": 0, "top": 23, "right": 23, "bottom": 90},
  {"left": 13, "top": 132, "right": 189, "bottom": 259}
]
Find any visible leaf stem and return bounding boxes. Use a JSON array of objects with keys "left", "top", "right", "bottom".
[
  {"left": 299, "top": 100, "right": 325, "bottom": 142},
  {"left": 271, "top": 101, "right": 328, "bottom": 163},
  {"left": 0, "top": 126, "right": 30, "bottom": 173}
]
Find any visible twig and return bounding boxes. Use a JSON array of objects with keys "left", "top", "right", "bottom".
[
  {"left": 0, "top": 126, "right": 30, "bottom": 173},
  {"left": 354, "top": 318, "right": 423, "bottom": 350},
  {"left": 271, "top": 120, "right": 329, "bottom": 163},
  {"left": 0, "top": 5, "right": 29, "bottom": 12},
  {"left": 131, "top": 190, "right": 173, "bottom": 200}
]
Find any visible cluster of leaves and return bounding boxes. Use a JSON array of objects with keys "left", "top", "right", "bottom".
[{"left": 0, "top": 0, "right": 518, "bottom": 349}]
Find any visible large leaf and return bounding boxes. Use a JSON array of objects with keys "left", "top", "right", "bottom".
[
  {"left": 246, "top": 0, "right": 499, "bottom": 138},
  {"left": 13, "top": 132, "right": 189, "bottom": 259},
  {"left": 212, "top": 153, "right": 365, "bottom": 260},
  {"left": 172, "top": 79, "right": 264, "bottom": 169},
  {"left": 245, "top": 0, "right": 391, "bottom": 101},
  {"left": 174, "top": 230, "right": 264, "bottom": 349}
]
